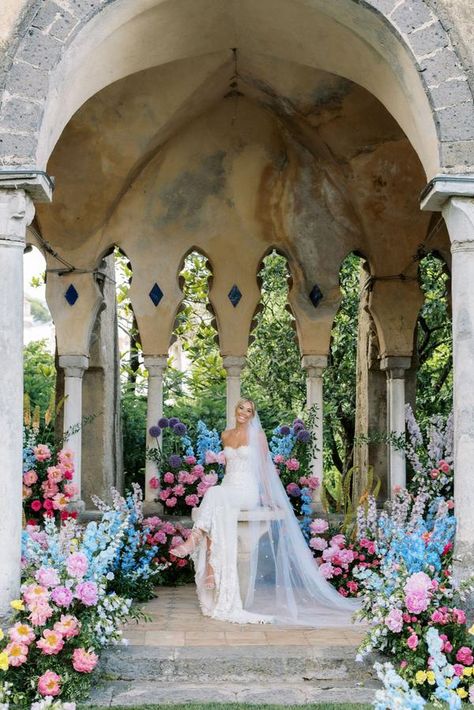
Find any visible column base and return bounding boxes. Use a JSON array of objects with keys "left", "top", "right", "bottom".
[
  {"left": 454, "top": 540, "right": 474, "bottom": 615},
  {"left": 68, "top": 499, "right": 86, "bottom": 514},
  {"left": 143, "top": 501, "right": 164, "bottom": 517}
]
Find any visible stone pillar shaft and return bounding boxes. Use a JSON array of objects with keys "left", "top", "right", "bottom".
[
  {"left": 0, "top": 189, "right": 34, "bottom": 618},
  {"left": 381, "top": 356, "right": 410, "bottom": 497},
  {"left": 301, "top": 355, "right": 327, "bottom": 511},
  {"left": 442, "top": 196, "right": 474, "bottom": 584},
  {"left": 222, "top": 356, "right": 246, "bottom": 428},
  {"left": 144, "top": 355, "right": 167, "bottom": 503},
  {"left": 59, "top": 355, "right": 88, "bottom": 509}
]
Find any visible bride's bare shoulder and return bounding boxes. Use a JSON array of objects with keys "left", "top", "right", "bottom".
[{"left": 221, "top": 428, "right": 235, "bottom": 445}]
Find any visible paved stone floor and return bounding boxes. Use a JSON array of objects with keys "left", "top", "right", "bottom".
[{"left": 121, "top": 584, "right": 367, "bottom": 648}]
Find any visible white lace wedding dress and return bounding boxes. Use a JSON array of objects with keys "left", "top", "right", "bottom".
[{"left": 190, "top": 445, "right": 271, "bottom": 623}]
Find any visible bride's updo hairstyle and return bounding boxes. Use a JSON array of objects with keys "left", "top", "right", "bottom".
[{"left": 235, "top": 397, "right": 256, "bottom": 418}]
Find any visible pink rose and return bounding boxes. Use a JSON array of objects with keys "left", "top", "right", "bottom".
[
  {"left": 149, "top": 476, "right": 160, "bottom": 490},
  {"left": 51, "top": 586, "right": 74, "bottom": 608},
  {"left": 452, "top": 608, "right": 466, "bottom": 624},
  {"left": 456, "top": 647, "right": 474, "bottom": 665},
  {"left": 58, "top": 449, "right": 74, "bottom": 466},
  {"left": 438, "top": 460, "right": 450, "bottom": 473},
  {"left": 42, "top": 481, "right": 59, "bottom": 498},
  {"left": 407, "top": 633, "right": 419, "bottom": 650},
  {"left": 33, "top": 444, "right": 51, "bottom": 462},
  {"left": 163, "top": 472, "right": 175, "bottom": 484},
  {"left": 430, "top": 469, "right": 439, "bottom": 479},
  {"left": 38, "top": 670, "right": 61, "bottom": 697},
  {"left": 75, "top": 581, "right": 99, "bottom": 606},
  {"left": 431, "top": 610, "right": 446, "bottom": 624},
  {"left": 5, "top": 641, "right": 28, "bottom": 666},
  {"left": 23, "top": 470, "right": 38, "bottom": 486},
  {"left": 153, "top": 531, "right": 167, "bottom": 544},
  {"left": 310, "top": 518, "right": 329, "bottom": 534},
  {"left": 385, "top": 608, "right": 403, "bottom": 633},
  {"left": 185, "top": 494, "right": 199, "bottom": 507},
  {"left": 35, "top": 567, "right": 60, "bottom": 588},
  {"left": 37, "top": 629, "right": 64, "bottom": 655},
  {"left": 165, "top": 496, "right": 177, "bottom": 508},
  {"left": 347, "top": 581, "right": 358, "bottom": 594},
  {"left": 309, "top": 536, "right": 328, "bottom": 551},
  {"left": 31, "top": 499, "right": 42, "bottom": 512},
  {"left": 184, "top": 455, "right": 197, "bottom": 465},
  {"left": 52, "top": 492, "right": 69, "bottom": 510},
  {"left": 159, "top": 487, "right": 172, "bottom": 500},
  {"left": 72, "top": 647, "right": 98, "bottom": 673},
  {"left": 274, "top": 454, "right": 284, "bottom": 464},
  {"left": 453, "top": 664, "right": 464, "bottom": 677},
  {"left": 67, "top": 552, "right": 88, "bottom": 578},
  {"left": 285, "top": 458, "right": 300, "bottom": 471}
]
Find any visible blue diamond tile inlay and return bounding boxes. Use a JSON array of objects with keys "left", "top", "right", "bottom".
[
  {"left": 64, "top": 284, "right": 78, "bottom": 306},
  {"left": 309, "top": 284, "right": 323, "bottom": 308},
  {"left": 228, "top": 284, "right": 242, "bottom": 307},
  {"left": 149, "top": 283, "right": 164, "bottom": 307}
]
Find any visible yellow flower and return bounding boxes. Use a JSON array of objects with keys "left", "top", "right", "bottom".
[
  {"left": 456, "top": 687, "right": 468, "bottom": 699},
  {"left": 10, "top": 599, "right": 24, "bottom": 611},
  {"left": 468, "top": 624, "right": 474, "bottom": 635},
  {"left": 0, "top": 652, "right": 8, "bottom": 672},
  {"left": 426, "top": 671, "right": 435, "bottom": 685},
  {"left": 463, "top": 666, "right": 473, "bottom": 677},
  {"left": 445, "top": 678, "right": 452, "bottom": 687},
  {"left": 415, "top": 670, "right": 427, "bottom": 684}
]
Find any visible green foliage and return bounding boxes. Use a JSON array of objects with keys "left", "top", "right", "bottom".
[
  {"left": 121, "top": 385, "right": 147, "bottom": 490},
  {"left": 23, "top": 339, "right": 56, "bottom": 413},
  {"left": 28, "top": 296, "right": 51, "bottom": 323}
]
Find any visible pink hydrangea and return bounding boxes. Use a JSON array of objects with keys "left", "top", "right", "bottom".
[
  {"left": 185, "top": 494, "right": 199, "bottom": 507},
  {"left": 66, "top": 552, "right": 88, "bottom": 578},
  {"left": 9, "top": 622, "right": 35, "bottom": 645},
  {"left": 163, "top": 472, "right": 175, "bottom": 484},
  {"left": 285, "top": 458, "right": 300, "bottom": 471},
  {"left": 407, "top": 633, "right": 419, "bottom": 650},
  {"left": 51, "top": 586, "right": 74, "bottom": 608},
  {"left": 456, "top": 647, "right": 473, "bottom": 665},
  {"left": 5, "top": 641, "right": 28, "bottom": 666},
  {"left": 385, "top": 608, "right": 404, "bottom": 633},
  {"left": 75, "top": 581, "right": 99, "bottom": 606},
  {"left": 319, "top": 562, "right": 334, "bottom": 579},
  {"left": 310, "top": 518, "right": 329, "bottom": 534},
  {"left": 37, "top": 629, "right": 64, "bottom": 655},
  {"left": 72, "top": 647, "right": 99, "bottom": 673},
  {"left": 38, "top": 670, "right": 61, "bottom": 697},
  {"left": 33, "top": 444, "right": 51, "bottom": 462},
  {"left": 309, "top": 536, "right": 328, "bottom": 551},
  {"left": 35, "top": 567, "right": 60, "bottom": 588},
  {"left": 23, "top": 470, "right": 38, "bottom": 486},
  {"left": 54, "top": 614, "right": 81, "bottom": 639}
]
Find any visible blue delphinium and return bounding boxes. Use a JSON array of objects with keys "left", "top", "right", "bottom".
[
  {"left": 299, "top": 486, "right": 313, "bottom": 541},
  {"left": 373, "top": 662, "right": 426, "bottom": 710},
  {"left": 196, "top": 420, "right": 221, "bottom": 464},
  {"left": 270, "top": 427, "right": 295, "bottom": 460}
]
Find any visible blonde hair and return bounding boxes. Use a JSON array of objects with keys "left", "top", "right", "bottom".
[{"left": 235, "top": 398, "right": 256, "bottom": 417}]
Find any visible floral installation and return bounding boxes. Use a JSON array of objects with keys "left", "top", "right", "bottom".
[
  {"left": 142, "top": 515, "right": 195, "bottom": 585},
  {"left": 22, "top": 435, "right": 79, "bottom": 526}
]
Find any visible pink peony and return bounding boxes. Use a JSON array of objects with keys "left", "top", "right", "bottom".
[
  {"left": 273, "top": 454, "right": 284, "bottom": 464},
  {"left": 35, "top": 567, "right": 60, "bottom": 588},
  {"left": 33, "top": 444, "right": 51, "bottom": 462},
  {"left": 63, "top": 483, "right": 79, "bottom": 498},
  {"left": 203, "top": 472, "right": 218, "bottom": 486},
  {"left": 165, "top": 496, "right": 177, "bottom": 508},
  {"left": 192, "top": 464, "right": 205, "bottom": 476},
  {"left": 54, "top": 614, "right": 80, "bottom": 638},
  {"left": 385, "top": 608, "right": 404, "bottom": 633},
  {"left": 37, "top": 629, "right": 64, "bottom": 655},
  {"left": 178, "top": 470, "right": 190, "bottom": 484},
  {"left": 307, "top": 475, "right": 320, "bottom": 490},
  {"left": 159, "top": 487, "right": 172, "bottom": 500},
  {"left": 28, "top": 601, "right": 53, "bottom": 626},
  {"left": 452, "top": 608, "right": 466, "bottom": 624},
  {"left": 407, "top": 633, "right": 419, "bottom": 650},
  {"left": 67, "top": 552, "right": 89, "bottom": 578},
  {"left": 456, "top": 646, "right": 473, "bottom": 665},
  {"left": 331, "top": 534, "right": 346, "bottom": 547},
  {"left": 58, "top": 449, "right": 74, "bottom": 465},
  {"left": 310, "top": 518, "right": 329, "bottom": 534},
  {"left": 75, "top": 581, "right": 99, "bottom": 606},
  {"left": 309, "top": 536, "right": 328, "bottom": 551},
  {"left": 23, "top": 584, "right": 49, "bottom": 605},
  {"left": 405, "top": 593, "right": 429, "bottom": 614},
  {"left": 72, "top": 647, "right": 99, "bottom": 673},
  {"left": 184, "top": 455, "right": 197, "bottom": 465},
  {"left": 285, "top": 458, "right": 300, "bottom": 471},
  {"left": 9, "top": 622, "right": 35, "bottom": 645},
  {"left": 23, "top": 470, "right": 38, "bottom": 486},
  {"left": 205, "top": 450, "right": 219, "bottom": 464},
  {"left": 149, "top": 476, "right": 160, "bottom": 490},
  {"left": 185, "top": 494, "right": 199, "bottom": 507},
  {"left": 38, "top": 670, "right": 61, "bottom": 697},
  {"left": 322, "top": 546, "right": 339, "bottom": 562},
  {"left": 52, "top": 492, "right": 69, "bottom": 510},
  {"left": 47, "top": 466, "right": 63, "bottom": 483},
  {"left": 172, "top": 484, "right": 186, "bottom": 497},
  {"left": 404, "top": 571, "right": 432, "bottom": 596},
  {"left": 337, "top": 548, "right": 355, "bottom": 565},
  {"left": 162, "top": 522, "right": 175, "bottom": 534},
  {"left": 319, "top": 562, "right": 334, "bottom": 579},
  {"left": 6, "top": 641, "right": 28, "bottom": 666},
  {"left": 163, "top": 472, "right": 175, "bottom": 484},
  {"left": 51, "top": 586, "right": 74, "bottom": 608}
]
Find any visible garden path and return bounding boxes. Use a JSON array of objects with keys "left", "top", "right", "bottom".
[{"left": 89, "top": 585, "right": 379, "bottom": 706}]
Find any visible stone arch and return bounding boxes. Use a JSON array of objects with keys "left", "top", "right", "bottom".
[{"left": 0, "top": 0, "right": 472, "bottom": 177}]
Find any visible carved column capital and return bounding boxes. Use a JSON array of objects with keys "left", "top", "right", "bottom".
[
  {"left": 0, "top": 189, "right": 35, "bottom": 246},
  {"left": 301, "top": 354, "right": 327, "bottom": 379},
  {"left": 443, "top": 197, "right": 474, "bottom": 250},
  {"left": 222, "top": 356, "right": 246, "bottom": 377},
  {"left": 380, "top": 356, "right": 411, "bottom": 377},
  {"left": 143, "top": 355, "right": 168, "bottom": 377},
  {"left": 58, "top": 354, "right": 89, "bottom": 378}
]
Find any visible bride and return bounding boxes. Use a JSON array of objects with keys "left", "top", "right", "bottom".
[{"left": 171, "top": 398, "right": 359, "bottom": 626}]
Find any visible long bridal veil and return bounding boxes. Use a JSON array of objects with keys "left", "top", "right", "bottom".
[{"left": 243, "top": 413, "right": 360, "bottom": 626}]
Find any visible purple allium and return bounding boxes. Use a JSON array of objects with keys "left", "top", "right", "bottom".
[
  {"left": 296, "top": 429, "right": 311, "bottom": 443},
  {"left": 168, "top": 454, "right": 182, "bottom": 468},
  {"left": 158, "top": 417, "right": 169, "bottom": 428},
  {"left": 293, "top": 418, "right": 305, "bottom": 427},
  {"left": 279, "top": 425, "right": 291, "bottom": 436},
  {"left": 169, "top": 417, "right": 180, "bottom": 427},
  {"left": 149, "top": 425, "right": 161, "bottom": 438},
  {"left": 173, "top": 422, "right": 187, "bottom": 436},
  {"left": 293, "top": 422, "right": 305, "bottom": 433}
]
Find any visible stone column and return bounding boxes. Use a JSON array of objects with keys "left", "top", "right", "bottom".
[
  {"left": 58, "top": 354, "right": 89, "bottom": 511},
  {"left": 301, "top": 355, "right": 327, "bottom": 510},
  {"left": 222, "top": 356, "right": 246, "bottom": 427},
  {"left": 442, "top": 196, "right": 474, "bottom": 585},
  {"left": 0, "top": 189, "right": 34, "bottom": 618},
  {"left": 143, "top": 355, "right": 167, "bottom": 502},
  {"left": 380, "top": 356, "right": 410, "bottom": 497}
]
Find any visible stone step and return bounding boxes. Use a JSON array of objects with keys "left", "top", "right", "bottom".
[
  {"left": 98, "top": 643, "right": 377, "bottom": 684},
  {"left": 89, "top": 679, "right": 379, "bottom": 706}
]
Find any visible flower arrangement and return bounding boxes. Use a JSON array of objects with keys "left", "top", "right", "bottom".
[
  {"left": 270, "top": 417, "right": 319, "bottom": 514},
  {"left": 142, "top": 516, "right": 195, "bottom": 585},
  {"left": 22, "top": 441, "right": 79, "bottom": 525}
]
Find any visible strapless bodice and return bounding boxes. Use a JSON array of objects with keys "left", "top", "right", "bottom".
[{"left": 222, "top": 445, "right": 257, "bottom": 495}]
